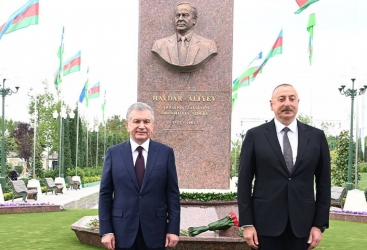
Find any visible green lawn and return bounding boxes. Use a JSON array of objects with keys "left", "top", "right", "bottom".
[
  {"left": 319, "top": 220, "right": 367, "bottom": 249},
  {"left": 0, "top": 209, "right": 100, "bottom": 250},
  {"left": 358, "top": 172, "right": 367, "bottom": 191},
  {"left": 1, "top": 209, "right": 367, "bottom": 249}
]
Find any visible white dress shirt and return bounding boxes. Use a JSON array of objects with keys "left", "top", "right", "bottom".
[
  {"left": 130, "top": 139, "right": 149, "bottom": 168},
  {"left": 274, "top": 118, "right": 298, "bottom": 165}
]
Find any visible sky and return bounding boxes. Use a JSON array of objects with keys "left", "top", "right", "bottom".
[{"left": 0, "top": 0, "right": 367, "bottom": 138}]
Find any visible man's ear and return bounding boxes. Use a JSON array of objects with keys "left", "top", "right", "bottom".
[{"left": 270, "top": 100, "right": 273, "bottom": 111}]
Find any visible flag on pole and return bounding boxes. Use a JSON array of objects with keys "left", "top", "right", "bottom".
[
  {"left": 252, "top": 30, "right": 283, "bottom": 80},
  {"left": 307, "top": 13, "right": 316, "bottom": 65},
  {"left": 233, "top": 51, "right": 262, "bottom": 90},
  {"left": 63, "top": 51, "right": 81, "bottom": 76},
  {"left": 79, "top": 83, "right": 86, "bottom": 103},
  {"left": 55, "top": 27, "right": 64, "bottom": 88},
  {"left": 294, "top": 0, "right": 319, "bottom": 14},
  {"left": 0, "top": 0, "right": 39, "bottom": 40},
  {"left": 88, "top": 82, "right": 100, "bottom": 99},
  {"left": 101, "top": 90, "right": 106, "bottom": 123},
  {"left": 83, "top": 67, "right": 90, "bottom": 107}
]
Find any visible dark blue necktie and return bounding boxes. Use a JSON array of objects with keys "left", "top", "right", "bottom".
[{"left": 135, "top": 146, "right": 145, "bottom": 188}]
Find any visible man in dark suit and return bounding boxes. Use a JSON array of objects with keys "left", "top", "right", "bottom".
[
  {"left": 151, "top": 2, "right": 217, "bottom": 72},
  {"left": 99, "top": 102, "right": 180, "bottom": 250},
  {"left": 237, "top": 84, "right": 331, "bottom": 250}
]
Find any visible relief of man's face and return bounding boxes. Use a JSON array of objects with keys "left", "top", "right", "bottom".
[{"left": 175, "top": 4, "right": 196, "bottom": 34}]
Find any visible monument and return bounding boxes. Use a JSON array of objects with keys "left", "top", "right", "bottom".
[{"left": 138, "top": 0, "right": 233, "bottom": 189}]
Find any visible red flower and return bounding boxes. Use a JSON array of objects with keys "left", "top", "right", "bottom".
[{"left": 229, "top": 212, "right": 239, "bottom": 227}]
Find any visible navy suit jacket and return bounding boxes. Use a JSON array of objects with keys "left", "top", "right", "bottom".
[
  {"left": 237, "top": 119, "right": 331, "bottom": 238},
  {"left": 99, "top": 139, "right": 180, "bottom": 249}
]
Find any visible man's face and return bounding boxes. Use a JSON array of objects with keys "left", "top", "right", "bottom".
[
  {"left": 175, "top": 4, "right": 196, "bottom": 33},
  {"left": 270, "top": 85, "right": 299, "bottom": 125},
  {"left": 126, "top": 109, "right": 154, "bottom": 145}
]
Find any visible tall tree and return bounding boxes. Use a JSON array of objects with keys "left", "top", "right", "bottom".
[{"left": 13, "top": 122, "right": 33, "bottom": 170}]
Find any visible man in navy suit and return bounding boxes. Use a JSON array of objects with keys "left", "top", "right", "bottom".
[
  {"left": 237, "top": 84, "right": 331, "bottom": 250},
  {"left": 99, "top": 102, "right": 180, "bottom": 250}
]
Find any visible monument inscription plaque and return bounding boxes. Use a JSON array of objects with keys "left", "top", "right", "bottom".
[{"left": 138, "top": 0, "right": 233, "bottom": 189}]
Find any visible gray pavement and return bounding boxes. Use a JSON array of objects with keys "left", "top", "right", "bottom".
[{"left": 5, "top": 184, "right": 100, "bottom": 209}]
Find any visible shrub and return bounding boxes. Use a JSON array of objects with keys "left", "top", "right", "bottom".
[{"left": 359, "top": 163, "right": 367, "bottom": 173}]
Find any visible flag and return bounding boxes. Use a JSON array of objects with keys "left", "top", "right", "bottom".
[
  {"left": 55, "top": 27, "right": 64, "bottom": 88},
  {"left": 247, "top": 51, "right": 262, "bottom": 68},
  {"left": 84, "top": 67, "right": 89, "bottom": 107},
  {"left": 53, "top": 69, "right": 59, "bottom": 87},
  {"left": 232, "top": 92, "right": 238, "bottom": 108},
  {"left": 63, "top": 51, "right": 81, "bottom": 76},
  {"left": 294, "top": 0, "right": 319, "bottom": 14},
  {"left": 101, "top": 90, "right": 106, "bottom": 123},
  {"left": 79, "top": 83, "right": 87, "bottom": 103},
  {"left": 88, "top": 82, "right": 100, "bottom": 99},
  {"left": 307, "top": 13, "right": 316, "bottom": 65},
  {"left": 233, "top": 51, "right": 262, "bottom": 90},
  {"left": 252, "top": 30, "right": 283, "bottom": 80},
  {"left": 0, "top": 0, "right": 39, "bottom": 40}
]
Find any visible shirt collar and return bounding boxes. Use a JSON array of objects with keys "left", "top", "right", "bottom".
[
  {"left": 177, "top": 30, "right": 193, "bottom": 42},
  {"left": 130, "top": 138, "right": 150, "bottom": 153},
  {"left": 274, "top": 118, "right": 298, "bottom": 134}
]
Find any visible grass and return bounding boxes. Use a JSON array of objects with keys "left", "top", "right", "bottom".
[
  {"left": 319, "top": 220, "right": 367, "bottom": 249},
  {"left": 1, "top": 209, "right": 367, "bottom": 249},
  {"left": 0, "top": 209, "right": 100, "bottom": 250},
  {"left": 358, "top": 172, "right": 367, "bottom": 191}
]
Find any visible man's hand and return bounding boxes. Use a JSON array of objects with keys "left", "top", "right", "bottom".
[
  {"left": 307, "top": 227, "right": 322, "bottom": 249},
  {"left": 165, "top": 233, "right": 179, "bottom": 248},
  {"left": 101, "top": 234, "right": 115, "bottom": 250},
  {"left": 243, "top": 226, "right": 259, "bottom": 249}
]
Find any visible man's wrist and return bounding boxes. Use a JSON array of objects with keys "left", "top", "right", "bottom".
[{"left": 315, "top": 226, "right": 326, "bottom": 233}]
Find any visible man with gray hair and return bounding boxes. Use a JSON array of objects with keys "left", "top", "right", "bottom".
[
  {"left": 99, "top": 102, "right": 180, "bottom": 250},
  {"left": 152, "top": 2, "right": 217, "bottom": 72}
]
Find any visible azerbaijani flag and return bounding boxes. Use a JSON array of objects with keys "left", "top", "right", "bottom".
[
  {"left": 55, "top": 27, "right": 64, "bottom": 88},
  {"left": 233, "top": 51, "right": 262, "bottom": 90},
  {"left": 0, "top": 0, "right": 39, "bottom": 40},
  {"left": 88, "top": 82, "right": 100, "bottom": 99},
  {"left": 307, "top": 13, "right": 316, "bottom": 65},
  {"left": 294, "top": 0, "right": 319, "bottom": 14},
  {"left": 252, "top": 30, "right": 283, "bottom": 80},
  {"left": 63, "top": 51, "right": 81, "bottom": 76},
  {"left": 101, "top": 90, "right": 106, "bottom": 123}
]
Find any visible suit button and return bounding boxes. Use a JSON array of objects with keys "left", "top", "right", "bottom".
[
  {"left": 139, "top": 196, "right": 142, "bottom": 199},
  {"left": 137, "top": 213, "right": 140, "bottom": 216},
  {"left": 288, "top": 178, "right": 291, "bottom": 181}
]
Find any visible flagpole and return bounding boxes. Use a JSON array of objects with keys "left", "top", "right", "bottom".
[
  {"left": 75, "top": 102, "right": 80, "bottom": 176},
  {"left": 104, "top": 121, "right": 107, "bottom": 160},
  {"left": 86, "top": 120, "right": 89, "bottom": 168},
  {"left": 96, "top": 128, "right": 99, "bottom": 167},
  {"left": 33, "top": 93, "right": 37, "bottom": 179}
]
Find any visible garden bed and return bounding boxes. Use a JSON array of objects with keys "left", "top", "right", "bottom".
[
  {"left": 330, "top": 210, "right": 367, "bottom": 223},
  {"left": 81, "top": 181, "right": 100, "bottom": 188},
  {"left": 0, "top": 203, "right": 61, "bottom": 214}
]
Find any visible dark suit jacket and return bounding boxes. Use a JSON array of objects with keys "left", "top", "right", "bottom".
[
  {"left": 99, "top": 139, "right": 180, "bottom": 249},
  {"left": 237, "top": 119, "right": 330, "bottom": 238},
  {"left": 152, "top": 32, "right": 217, "bottom": 72}
]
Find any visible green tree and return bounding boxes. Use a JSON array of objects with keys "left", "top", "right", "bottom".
[
  {"left": 230, "top": 140, "right": 241, "bottom": 177},
  {"left": 297, "top": 113, "right": 312, "bottom": 125},
  {"left": 332, "top": 130, "right": 359, "bottom": 186}
]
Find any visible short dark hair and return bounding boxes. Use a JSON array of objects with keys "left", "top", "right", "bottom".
[
  {"left": 176, "top": 2, "right": 198, "bottom": 19},
  {"left": 272, "top": 84, "right": 294, "bottom": 95},
  {"left": 126, "top": 102, "right": 155, "bottom": 121}
]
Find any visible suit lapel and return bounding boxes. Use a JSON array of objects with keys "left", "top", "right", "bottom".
[
  {"left": 120, "top": 140, "right": 140, "bottom": 191},
  {"left": 293, "top": 121, "right": 309, "bottom": 172},
  {"left": 168, "top": 34, "right": 179, "bottom": 65},
  {"left": 265, "top": 119, "right": 289, "bottom": 173},
  {"left": 186, "top": 33, "right": 200, "bottom": 65},
  {"left": 140, "top": 140, "right": 159, "bottom": 191}
]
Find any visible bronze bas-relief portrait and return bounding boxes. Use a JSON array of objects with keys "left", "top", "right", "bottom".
[{"left": 152, "top": 2, "right": 217, "bottom": 72}]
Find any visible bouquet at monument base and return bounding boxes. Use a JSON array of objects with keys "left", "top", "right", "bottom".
[{"left": 188, "top": 212, "right": 239, "bottom": 236}]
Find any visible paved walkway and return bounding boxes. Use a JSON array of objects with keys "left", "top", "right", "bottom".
[{"left": 5, "top": 184, "right": 100, "bottom": 209}]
